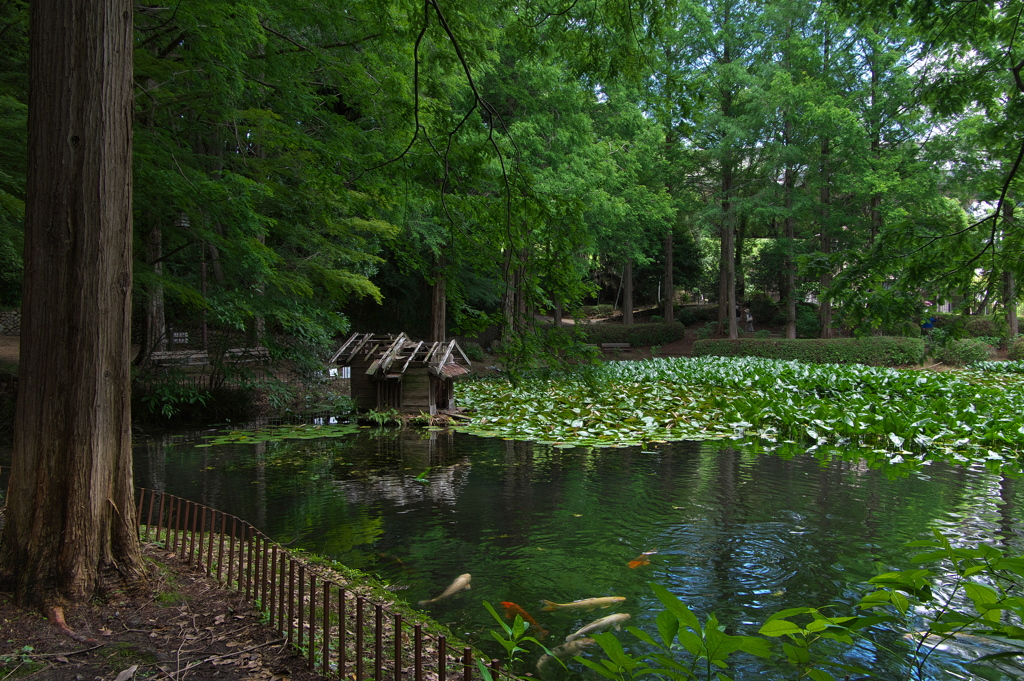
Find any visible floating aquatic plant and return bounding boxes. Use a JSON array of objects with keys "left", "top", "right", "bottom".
[
  {"left": 454, "top": 357, "right": 1024, "bottom": 475},
  {"left": 196, "top": 422, "right": 360, "bottom": 446}
]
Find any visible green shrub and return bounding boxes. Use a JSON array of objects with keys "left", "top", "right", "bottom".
[
  {"left": 580, "top": 304, "right": 613, "bottom": 318},
  {"left": 649, "top": 315, "right": 664, "bottom": 323},
  {"left": 933, "top": 313, "right": 1004, "bottom": 341},
  {"left": 748, "top": 294, "right": 780, "bottom": 327},
  {"left": 461, "top": 341, "right": 485, "bottom": 362},
  {"left": 675, "top": 307, "right": 697, "bottom": 325},
  {"left": 691, "top": 336, "right": 925, "bottom": 366},
  {"left": 1008, "top": 337, "right": 1024, "bottom": 361},
  {"left": 882, "top": 319, "right": 922, "bottom": 337},
  {"left": 965, "top": 316, "right": 999, "bottom": 338},
  {"left": 678, "top": 304, "right": 718, "bottom": 324},
  {"left": 936, "top": 338, "right": 991, "bottom": 366},
  {"left": 580, "top": 322, "right": 686, "bottom": 347},
  {"left": 796, "top": 304, "right": 820, "bottom": 338},
  {"left": 695, "top": 321, "right": 715, "bottom": 340},
  {"left": 754, "top": 329, "right": 771, "bottom": 339}
]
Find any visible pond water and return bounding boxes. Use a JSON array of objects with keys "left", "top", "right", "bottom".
[
  {"left": 1, "top": 427, "right": 1020, "bottom": 678},
  {"left": 121, "top": 427, "right": 1024, "bottom": 680}
]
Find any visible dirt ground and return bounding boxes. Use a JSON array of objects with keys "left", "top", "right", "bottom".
[
  {"left": 0, "top": 544, "right": 323, "bottom": 681},
  {"left": 0, "top": 335, "right": 17, "bottom": 365}
]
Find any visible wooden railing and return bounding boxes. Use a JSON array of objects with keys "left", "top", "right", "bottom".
[{"left": 135, "top": 488, "right": 503, "bottom": 680}]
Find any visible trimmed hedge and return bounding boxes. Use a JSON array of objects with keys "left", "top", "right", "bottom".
[
  {"left": 691, "top": 336, "right": 925, "bottom": 367},
  {"left": 580, "top": 322, "right": 686, "bottom": 347}
]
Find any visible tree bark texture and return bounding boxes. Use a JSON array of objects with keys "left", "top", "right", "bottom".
[
  {"left": 818, "top": 27, "right": 833, "bottom": 339},
  {"left": 623, "top": 258, "right": 633, "bottom": 325},
  {"left": 783, "top": 117, "right": 797, "bottom": 340},
  {"left": 0, "top": 0, "right": 146, "bottom": 605},
  {"left": 430, "top": 253, "right": 446, "bottom": 343},
  {"left": 1004, "top": 201, "right": 1019, "bottom": 338},
  {"left": 145, "top": 224, "right": 166, "bottom": 354},
  {"left": 663, "top": 232, "right": 674, "bottom": 323}
]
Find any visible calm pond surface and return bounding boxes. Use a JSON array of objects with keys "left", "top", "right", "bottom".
[
  {"left": 128, "top": 426, "right": 1024, "bottom": 680},
  {"left": 2, "top": 427, "right": 1021, "bottom": 679}
]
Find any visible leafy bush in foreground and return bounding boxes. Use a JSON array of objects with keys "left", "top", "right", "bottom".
[
  {"left": 580, "top": 322, "right": 686, "bottom": 347},
  {"left": 692, "top": 336, "right": 925, "bottom": 366},
  {"left": 935, "top": 338, "right": 992, "bottom": 366},
  {"left": 579, "top": 532, "right": 1024, "bottom": 681},
  {"left": 973, "top": 360, "right": 1024, "bottom": 373},
  {"left": 1008, "top": 337, "right": 1024, "bottom": 361}
]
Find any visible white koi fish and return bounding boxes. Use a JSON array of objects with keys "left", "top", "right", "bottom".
[
  {"left": 540, "top": 596, "right": 625, "bottom": 612},
  {"left": 418, "top": 573, "right": 471, "bottom": 606},
  {"left": 566, "top": 612, "right": 631, "bottom": 641}
]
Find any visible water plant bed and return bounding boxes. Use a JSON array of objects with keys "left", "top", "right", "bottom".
[{"left": 454, "top": 356, "right": 1024, "bottom": 475}]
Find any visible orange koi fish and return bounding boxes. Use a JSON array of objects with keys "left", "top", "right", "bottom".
[
  {"left": 500, "top": 601, "right": 548, "bottom": 639},
  {"left": 628, "top": 549, "right": 657, "bottom": 569}
]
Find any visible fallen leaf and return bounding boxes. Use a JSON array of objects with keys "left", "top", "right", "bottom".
[
  {"left": 113, "top": 664, "right": 138, "bottom": 681},
  {"left": 55, "top": 656, "right": 68, "bottom": 664},
  {"left": 99, "top": 627, "right": 113, "bottom": 636},
  {"left": 214, "top": 614, "right": 227, "bottom": 624},
  {"left": 225, "top": 641, "right": 240, "bottom": 647}
]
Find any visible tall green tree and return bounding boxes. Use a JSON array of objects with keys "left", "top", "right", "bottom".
[{"left": 1, "top": 0, "right": 147, "bottom": 616}]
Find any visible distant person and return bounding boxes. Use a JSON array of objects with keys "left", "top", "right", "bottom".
[
  {"left": 921, "top": 302, "right": 936, "bottom": 332},
  {"left": 744, "top": 307, "right": 754, "bottom": 333}
]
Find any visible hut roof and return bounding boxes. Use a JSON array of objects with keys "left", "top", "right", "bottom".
[{"left": 329, "top": 332, "right": 472, "bottom": 379}]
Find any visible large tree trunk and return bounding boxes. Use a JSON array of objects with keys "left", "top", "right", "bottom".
[
  {"left": 663, "top": 232, "right": 674, "bottom": 323},
  {"left": 1005, "top": 201, "right": 1019, "bottom": 338},
  {"left": 818, "top": 27, "right": 833, "bottom": 339},
  {"left": 783, "top": 117, "right": 797, "bottom": 340},
  {"left": 623, "top": 258, "right": 634, "bottom": 325},
  {"left": 145, "top": 224, "right": 167, "bottom": 355},
  {"left": 430, "top": 253, "right": 446, "bottom": 343},
  {"left": 0, "top": 0, "right": 146, "bottom": 606},
  {"left": 722, "top": 156, "right": 737, "bottom": 339}
]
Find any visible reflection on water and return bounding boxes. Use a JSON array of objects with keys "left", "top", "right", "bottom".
[{"left": 3, "top": 428, "right": 1020, "bottom": 679}]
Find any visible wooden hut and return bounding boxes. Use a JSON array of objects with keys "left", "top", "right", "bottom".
[{"left": 329, "top": 333, "right": 472, "bottom": 415}]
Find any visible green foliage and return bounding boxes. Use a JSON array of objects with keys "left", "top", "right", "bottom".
[
  {"left": 461, "top": 341, "right": 485, "bottom": 362},
  {"left": 580, "top": 323, "right": 686, "bottom": 347},
  {"left": 936, "top": 339, "right": 992, "bottom": 367},
  {"left": 796, "top": 305, "right": 821, "bottom": 339},
  {"left": 748, "top": 294, "right": 780, "bottom": 327},
  {"left": 675, "top": 307, "right": 697, "bottom": 325},
  {"left": 694, "top": 322, "right": 715, "bottom": 340},
  {"left": 455, "top": 356, "right": 1024, "bottom": 473},
  {"left": 196, "top": 422, "right": 359, "bottom": 447},
  {"left": 363, "top": 408, "right": 401, "bottom": 427},
  {"left": 581, "top": 304, "right": 615, "bottom": 318},
  {"left": 138, "top": 380, "right": 211, "bottom": 420},
  {"left": 481, "top": 601, "right": 549, "bottom": 667},
  {"left": 0, "top": 644, "right": 42, "bottom": 676},
  {"left": 972, "top": 360, "right": 1024, "bottom": 374},
  {"left": 692, "top": 337, "right": 926, "bottom": 367},
  {"left": 1009, "top": 337, "right": 1024, "bottom": 361},
  {"left": 583, "top": 533, "right": 1024, "bottom": 681},
  {"left": 579, "top": 584, "right": 769, "bottom": 680}
]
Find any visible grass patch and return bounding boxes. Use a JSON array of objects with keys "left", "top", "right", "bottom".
[
  {"left": 0, "top": 645, "right": 44, "bottom": 678},
  {"left": 100, "top": 642, "right": 158, "bottom": 665}
]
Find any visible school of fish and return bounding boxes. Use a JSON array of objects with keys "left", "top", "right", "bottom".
[{"left": 420, "top": 572, "right": 634, "bottom": 674}]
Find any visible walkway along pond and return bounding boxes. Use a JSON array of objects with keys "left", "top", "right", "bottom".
[{"left": 129, "top": 426, "right": 1024, "bottom": 680}]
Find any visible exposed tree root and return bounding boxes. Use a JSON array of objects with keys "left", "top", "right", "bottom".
[{"left": 47, "top": 605, "right": 100, "bottom": 645}]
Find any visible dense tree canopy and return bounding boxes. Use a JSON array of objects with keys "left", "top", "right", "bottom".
[{"left": 1, "top": 0, "right": 1022, "bottom": 357}]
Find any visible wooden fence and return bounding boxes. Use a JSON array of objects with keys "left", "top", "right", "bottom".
[{"left": 135, "top": 488, "right": 503, "bottom": 681}]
